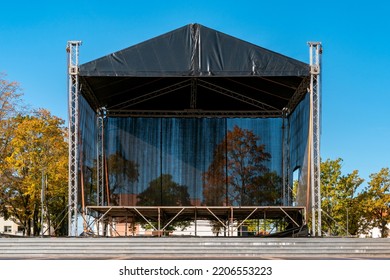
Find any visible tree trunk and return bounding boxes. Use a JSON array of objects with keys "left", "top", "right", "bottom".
[
  {"left": 27, "top": 218, "right": 31, "bottom": 236},
  {"left": 33, "top": 203, "right": 40, "bottom": 236},
  {"left": 381, "top": 221, "right": 388, "bottom": 238}
]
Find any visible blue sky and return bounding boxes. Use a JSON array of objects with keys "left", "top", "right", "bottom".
[{"left": 1, "top": 0, "right": 389, "bottom": 184}]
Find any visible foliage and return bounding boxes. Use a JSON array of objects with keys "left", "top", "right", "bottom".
[
  {"left": 0, "top": 75, "right": 25, "bottom": 231},
  {"left": 320, "top": 159, "right": 390, "bottom": 238},
  {"left": 0, "top": 74, "right": 24, "bottom": 120},
  {"left": 320, "top": 158, "right": 364, "bottom": 236},
  {"left": 0, "top": 74, "right": 25, "bottom": 173},
  {"left": 0, "top": 109, "right": 68, "bottom": 236},
  {"left": 358, "top": 168, "right": 390, "bottom": 237}
]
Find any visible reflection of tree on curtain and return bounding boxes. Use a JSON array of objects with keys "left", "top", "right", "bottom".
[
  {"left": 82, "top": 165, "right": 96, "bottom": 205},
  {"left": 202, "top": 139, "right": 227, "bottom": 206},
  {"left": 137, "top": 174, "right": 191, "bottom": 206},
  {"left": 137, "top": 174, "right": 192, "bottom": 231},
  {"left": 251, "top": 171, "right": 282, "bottom": 205},
  {"left": 203, "top": 125, "right": 281, "bottom": 207},
  {"left": 107, "top": 152, "right": 139, "bottom": 205}
]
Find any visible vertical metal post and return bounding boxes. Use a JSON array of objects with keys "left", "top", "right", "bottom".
[
  {"left": 125, "top": 213, "right": 128, "bottom": 237},
  {"left": 308, "top": 42, "right": 322, "bottom": 236},
  {"left": 96, "top": 109, "right": 107, "bottom": 235},
  {"left": 230, "top": 207, "right": 234, "bottom": 236},
  {"left": 282, "top": 113, "right": 286, "bottom": 205},
  {"left": 194, "top": 209, "right": 197, "bottom": 236},
  {"left": 158, "top": 208, "right": 161, "bottom": 237},
  {"left": 286, "top": 119, "right": 291, "bottom": 206},
  {"left": 97, "top": 109, "right": 106, "bottom": 207},
  {"left": 67, "top": 41, "right": 82, "bottom": 237},
  {"left": 282, "top": 108, "right": 291, "bottom": 206}
]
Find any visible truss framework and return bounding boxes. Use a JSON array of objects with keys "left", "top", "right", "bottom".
[
  {"left": 110, "top": 80, "right": 190, "bottom": 110},
  {"left": 197, "top": 79, "right": 282, "bottom": 112},
  {"left": 107, "top": 78, "right": 284, "bottom": 117},
  {"left": 285, "top": 76, "right": 310, "bottom": 115},
  {"left": 84, "top": 206, "right": 306, "bottom": 237},
  {"left": 106, "top": 109, "right": 282, "bottom": 118},
  {"left": 308, "top": 42, "right": 322, "bottom": 236},
  {"left": 67, "top": 41, "right": 82, "bottom": 236}
]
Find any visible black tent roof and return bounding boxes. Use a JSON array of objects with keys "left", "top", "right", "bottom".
[{"left": 79, "top": 23, "right": 310, "bottom": 117}]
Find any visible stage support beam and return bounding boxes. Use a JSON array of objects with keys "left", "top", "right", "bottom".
[
  {"left": 67, "top": 41, "right": 82, "bottom": 236},
  {"left": 308, "top": 42, "right": 322, "bottom": 237},
  {"left": 97, "top": 108, "right": 106, "bottom": 206},
  {"left": 282, "top": 108, "right": 291, "bottom": 206},
  {"left": 198, "top": 79, "right": 281, "bottom": 113}
]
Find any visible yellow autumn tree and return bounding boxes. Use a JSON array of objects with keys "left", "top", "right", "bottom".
[
  {"left": 1, "top": 109, "right": 68, "bottom": 236},
  {"left": 358, "top": 168, "right": 390, "bottom": 237}
]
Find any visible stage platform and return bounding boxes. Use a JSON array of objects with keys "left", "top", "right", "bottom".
[{"left": 84, "top": 206, "right": 306, "bottom": 237}]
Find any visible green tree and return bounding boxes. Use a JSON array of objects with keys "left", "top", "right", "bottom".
[
  {"left": 358, "top": 168, "right": 390, "bottom": 237},
  {"left": 320, "top": 158, "right": 364, "bottom": 236},
  {"left": 0, "top": 109, "right": 68, "bottom": 236}
]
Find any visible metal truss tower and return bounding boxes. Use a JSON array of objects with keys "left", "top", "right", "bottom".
[
  {"left": 67, "top": 41, "right": 82, "bottom": 236},
  {"left": 308, "top": 42, "right": 322, "bottom": 236}
]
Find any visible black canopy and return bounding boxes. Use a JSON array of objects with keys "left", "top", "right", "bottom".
[{"left": 79, "top": 23, "right": 309, "bottom": 117}]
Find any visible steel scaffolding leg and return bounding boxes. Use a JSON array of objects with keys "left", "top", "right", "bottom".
[
  {"left": 308, "top": 42, "right": 322, "bottom": 236},
  {"left": 282, "top": 108, "right": 291, "bottom": 206},
  {"left": 67, "top": 41, "right": 82, "bottom": 236},
  {"left": 97, "top": 109, "right": 106, "bottom": 207},
  {"left": 96, "top": 109, "right": 107, "bottom": 235}
]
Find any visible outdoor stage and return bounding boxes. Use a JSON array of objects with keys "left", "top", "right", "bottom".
[{"left": 67, "top": 23, "right": 322, "bottom": 237}]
